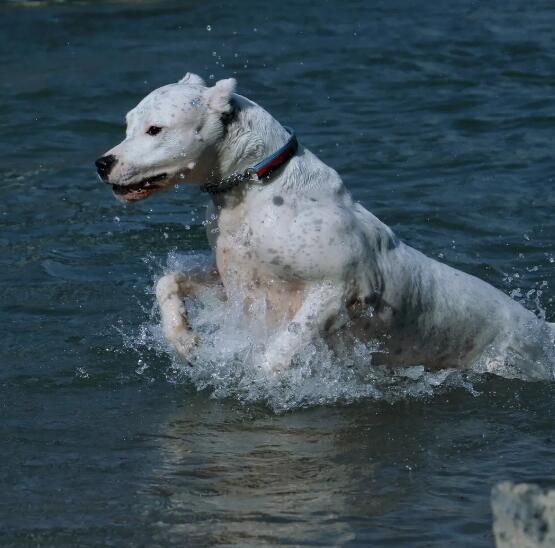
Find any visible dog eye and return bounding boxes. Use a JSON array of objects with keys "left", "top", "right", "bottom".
[{"left": 146, "top": 126, "right": 163, "bottom": 136}]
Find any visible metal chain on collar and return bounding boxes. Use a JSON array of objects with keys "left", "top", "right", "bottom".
[
  {"left": 200, "top": 126, "right": 297, "bottom": 195},
  {"left": 200, "top": 168, "right": 258, "bottom": 194}
]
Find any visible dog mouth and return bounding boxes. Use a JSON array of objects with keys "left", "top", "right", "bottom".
[{"left": 111, "top": 173, "right": 168, "bottom": 202}]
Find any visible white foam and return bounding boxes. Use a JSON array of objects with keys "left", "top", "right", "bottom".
[{"left": 123, "top": 252, "right": 554, "bottom": 412}]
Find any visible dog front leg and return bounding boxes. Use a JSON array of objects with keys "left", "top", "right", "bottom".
[
  {"left": 260, "top": 283, "right": 346, "bottom": 374},
  {"left": 155, "top": 270, "right": 222, "bottom": 359}
]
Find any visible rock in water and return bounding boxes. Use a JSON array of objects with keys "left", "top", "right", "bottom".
[{"left": 492, "top": 482, "right": 555, "bottom": 547}]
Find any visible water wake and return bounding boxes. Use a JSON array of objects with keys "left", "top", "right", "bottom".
[{"left": 125, "top": 252, "right": 554, "bottom": 412}]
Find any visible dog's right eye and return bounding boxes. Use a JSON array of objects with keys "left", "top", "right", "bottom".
[{"left": 146, "top": 126, "right": 162, "bottom": 136}]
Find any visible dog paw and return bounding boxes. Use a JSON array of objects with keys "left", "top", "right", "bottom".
[{"left": 172, "top": 332, "right": 202, "bottom": 360}]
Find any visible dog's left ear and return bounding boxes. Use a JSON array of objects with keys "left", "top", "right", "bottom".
[
  {"left": 179, "top": 72, "right": 206, "bottom": 86},
  {"left": 206, "top": 78, "right": 237, "bottom": 113}
]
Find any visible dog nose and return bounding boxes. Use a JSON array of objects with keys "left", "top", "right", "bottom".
[{"left": 95, "top": 154, "right": 117, "bottom": 179}]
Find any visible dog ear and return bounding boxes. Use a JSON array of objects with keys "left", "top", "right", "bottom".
[
  {"left": 179, "top": 72, "right": 206, "bottom": 86},
  {"left": 206, "top": 78, "right": 237, "bottom": 113}
]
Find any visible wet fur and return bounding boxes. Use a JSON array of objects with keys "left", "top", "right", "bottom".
[{"left": 99, "top": 74, "right": 555, "bottom": 378}]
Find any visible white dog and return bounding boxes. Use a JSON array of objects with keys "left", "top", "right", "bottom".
[{"left": 96, "top": 73, "right": 555, "bottom": 378}]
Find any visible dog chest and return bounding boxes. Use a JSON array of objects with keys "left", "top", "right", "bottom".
[{"left": 213, "top": 201, "right": 262, "bottom": 286}]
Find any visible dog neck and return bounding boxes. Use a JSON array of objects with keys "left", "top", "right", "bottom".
[{"left": 203, "top": 95, "right": 294, "bottom": 207}]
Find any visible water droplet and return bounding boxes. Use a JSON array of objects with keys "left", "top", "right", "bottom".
[
  {"left": 75, "top": 367, "right": 89, "bottom": 379},
  {"left": 206, "top": 24, "right": 212, "bottom": 31},
  {"left": 209, "top": 74, "right": 215, "bottom": 80}
]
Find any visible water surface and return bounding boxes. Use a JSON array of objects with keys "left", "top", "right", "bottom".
[{"left": 1, "top": 0, "right": 555, "bottom": 545}]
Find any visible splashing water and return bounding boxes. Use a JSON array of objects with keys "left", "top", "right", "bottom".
[{"left": 124, "top": 252, "right": 554, "bottom": 413}]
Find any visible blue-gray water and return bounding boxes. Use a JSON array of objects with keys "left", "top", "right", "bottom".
[{"left": 1, "top": 0, "right": 555, "bottom": 545}]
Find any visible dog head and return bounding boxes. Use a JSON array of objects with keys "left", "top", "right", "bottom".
[{"left": 95, "top": 73, "right": 236, "bottom": 202}]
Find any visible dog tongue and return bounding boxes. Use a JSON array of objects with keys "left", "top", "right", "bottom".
[{"left": 112, "top": 185, "right": 158, "bottom": 203}]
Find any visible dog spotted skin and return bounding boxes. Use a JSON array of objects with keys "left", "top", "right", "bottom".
[{"left": 97, "top": 73, "right": 555, "bottom": 377}]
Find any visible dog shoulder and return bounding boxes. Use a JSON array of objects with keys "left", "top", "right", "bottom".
[{"left": 248, "top": 192, "right": 369, "bottom": 280}]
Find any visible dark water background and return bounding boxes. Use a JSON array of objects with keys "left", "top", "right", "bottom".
[{"left": 1, "top": 0, "right": 555, "bottom": 545}]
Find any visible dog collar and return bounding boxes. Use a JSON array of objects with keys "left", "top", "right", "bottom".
[{"left": 201, "top": 126, "right": 298, "bottom": 194}]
